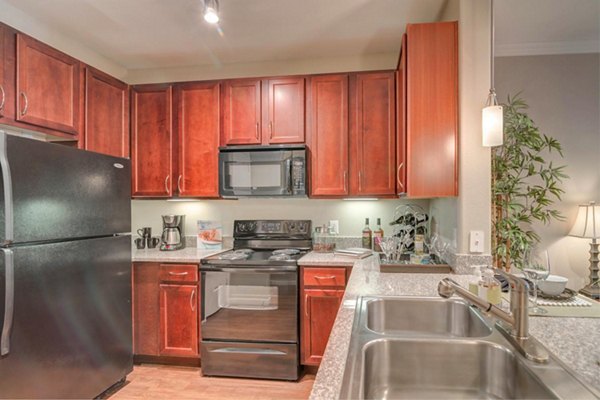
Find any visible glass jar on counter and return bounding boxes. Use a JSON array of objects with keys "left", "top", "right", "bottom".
[{"left": 313, "top": 225, "right": 335, "bottom": 252}]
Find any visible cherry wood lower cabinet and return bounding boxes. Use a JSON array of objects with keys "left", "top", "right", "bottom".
[
  {"left": 132, "top": 262, "right": 200, "bottom": 362},
  {"left": 300, "top": 266, "right": 348, "bottom": 366},
  {"left": 84, "top": 67, "right": 129, "bottom": 157}
]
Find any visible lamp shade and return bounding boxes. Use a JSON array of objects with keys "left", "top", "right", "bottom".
[
  {"left": 569, "top": 202, "right": 600, "bottom": 238},
  {"left": 482, "top": 105, "right": 503, "bottom": 146}
]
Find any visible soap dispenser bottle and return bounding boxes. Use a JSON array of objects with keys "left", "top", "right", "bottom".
[{"left": 479, "top": 268, "right": 502, "bottom": 306}]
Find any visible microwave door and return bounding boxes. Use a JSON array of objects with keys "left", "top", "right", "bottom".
[{"left": 221, "top": 151, "right": 291, "bottom": 196}]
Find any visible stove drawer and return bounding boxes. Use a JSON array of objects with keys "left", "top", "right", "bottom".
[
  {"left": 303, "top": 267, "right": 346, "bottom": 287},
  {"left": 201, "top": 341, "right": 298, "bottom": 380},
  {"left": 159, "top": 264, "right": 198, "bottom": 283}
]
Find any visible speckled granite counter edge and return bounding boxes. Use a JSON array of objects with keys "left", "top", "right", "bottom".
[
  {"left": 309, "top": 257, "right": 600, "bottom": 399},
  {"left": 132, "top": 248, "right": 230, "bottom": 263}
]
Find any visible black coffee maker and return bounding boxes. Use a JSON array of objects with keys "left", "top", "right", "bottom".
[{"left": 160, "top": 215, "right": 185, "bottom": 251}]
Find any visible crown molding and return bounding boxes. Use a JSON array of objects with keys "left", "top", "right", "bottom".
[{"left": 496, "top": 40, "right": 600, "bottom": 57}]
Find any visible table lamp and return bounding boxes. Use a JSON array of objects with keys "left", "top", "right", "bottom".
[{"left": 568, "top": 201, "right": 600, "bottom": 299}]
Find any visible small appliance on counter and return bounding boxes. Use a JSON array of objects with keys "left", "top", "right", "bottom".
[{"left": 160, "top": 214, "right": 185, "bottom": 251}]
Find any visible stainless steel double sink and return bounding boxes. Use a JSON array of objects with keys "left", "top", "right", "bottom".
[{"left": 340, "top": 296, "right": 599, "bottom": 399}]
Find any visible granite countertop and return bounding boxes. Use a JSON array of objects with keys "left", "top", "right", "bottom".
[
  {"left": 309, "top": 255, "right": 600, "bottom": 399},
  {"left": 297, "top": 252, "right": 356, "bottom": 267},
  {"left": 132, "top": 247, "right": 230, "bottom": 263}
]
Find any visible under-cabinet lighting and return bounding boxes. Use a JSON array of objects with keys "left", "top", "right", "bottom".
[
  {"left": 343, "top": 198, "right": 379, "bottom": 201},
  {"left": 166, "top": 198, "right": 202, "bottom": 202}
]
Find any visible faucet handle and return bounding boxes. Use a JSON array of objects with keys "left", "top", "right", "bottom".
[{"left": 493, "top": 268, "right": 529, "bottom": 292}]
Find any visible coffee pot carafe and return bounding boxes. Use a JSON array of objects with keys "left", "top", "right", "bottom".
[{"left": 160, "top": 215, "right": 185, "bottom": 251}]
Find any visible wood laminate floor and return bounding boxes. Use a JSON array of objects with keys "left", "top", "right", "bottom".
[{"left": 107, "top": 364, "right": 315, "bottom": 400}]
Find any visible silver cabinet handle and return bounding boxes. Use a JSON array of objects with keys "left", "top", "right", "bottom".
[
  {"left": 304, "top": 294, "right": 309, "bottom": 317},
  {"left": 20, "top": 92, "right": 28, "bottom": 117},
  {"left": 255, "top": 122, "right": 259, "bottom": 140},
  {"left": 168, "top": 271, "right": 189, "bottom": 276},
  {"left": 177, "top": 175, "right": 183, "bottom": 194},
  {"left": 0, "top": 85, "right": 5, "bottom": 114},
  {"left": 397, "top": 162, "right": 405, "bottom": 191},
  {"left": 269, "top": 121, "right": 273, "bottom": 139},
  {"left": 164, "top": 175, "right": 170, "bottom": 194},
  {"left": 314, "top": 275, "right": 337, "bottom": 280},
  {"left": 190, "top": 288, "right": 196, "bottom": 311},
  {"left": 359, "top": 171, "right": 363, "bottom": 191},
  {"left": 343, "top": 171, "right": 348, "bottom": 193},
  {"left": 1, "top": 249, "right": 14, "bottom": 356}
]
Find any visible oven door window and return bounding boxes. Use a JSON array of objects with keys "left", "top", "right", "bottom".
[{"left": 201, "top": 270, "right": 297, "bottom": 343}]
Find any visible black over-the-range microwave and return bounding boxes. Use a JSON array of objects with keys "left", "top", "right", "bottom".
[{"left": 218, "top": 144, "right": 307, "bottom": 198}]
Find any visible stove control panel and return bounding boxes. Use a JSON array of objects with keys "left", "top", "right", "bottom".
[{"left": 234, "top": 219, "right": 312, "bottom": 238}]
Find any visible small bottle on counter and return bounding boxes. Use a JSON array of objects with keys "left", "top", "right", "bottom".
[
  {"left": 362, "top": 218, "right": 372, "bottom": 249},
  {"left": 479, "top": 268, "right": 502, "bottom": 306},
  {"left": 373, "top": 218, "right": 384, "bottom": 252},
  {"left": 468, "top": 265, "right": 482, "bottom": 295}
]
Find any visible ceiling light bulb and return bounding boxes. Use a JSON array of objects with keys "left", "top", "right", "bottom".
[{"left": 203, "top": 0, "right": 220, "bottom": 24}]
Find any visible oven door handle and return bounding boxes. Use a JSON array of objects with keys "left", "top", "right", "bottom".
[
  {"left": 208, "top": 347, "right": 287, "bottom": 356},
  {"left": 202, "top": 267, "right": 296, "bottom": 273}
]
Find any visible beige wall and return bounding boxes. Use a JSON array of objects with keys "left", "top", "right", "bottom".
[
  {"left": 132, "top": 199, "right": 430, "bottom": 239},
  {"left": 430, "top": 0, "right": 492, "bottom": 255},
  {"left": 495, "top": 53, "right": 600, "bottom": 290}
]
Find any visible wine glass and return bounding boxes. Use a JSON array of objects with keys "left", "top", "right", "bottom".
[{"left": 523, "top": 248, "right": 551, "bottom": 315}]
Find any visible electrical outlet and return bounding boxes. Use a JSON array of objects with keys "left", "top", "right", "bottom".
[
  {"left": 329, "top": 220, "right": 339, "bottom": 235},
  {"left": 469, "top": 230, "right": 484, "bottom": 253}
]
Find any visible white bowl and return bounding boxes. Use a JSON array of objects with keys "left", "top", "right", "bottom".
[{"left": 538, "top": 275, "right": 568, "bottom": 296}]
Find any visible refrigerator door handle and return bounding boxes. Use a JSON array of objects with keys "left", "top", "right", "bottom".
[
  {"left": 0, "top": 132, "right": 14, "bottom": 243},
  {"left": 1, "top": 248, "right": 14, "bottom": 356}
]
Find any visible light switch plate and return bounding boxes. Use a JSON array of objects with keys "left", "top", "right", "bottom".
[
  {"left": 469, "top": 230, "right": 484, "bottom": 253},
  {"left": 329, "top": 220, "right": 339, "bottom": 235}
]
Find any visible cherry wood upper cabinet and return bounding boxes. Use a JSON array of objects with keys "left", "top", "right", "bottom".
[
  {"left": 222, "top": 79, "right": 261, "bottom": 145},
  {"left": 131, "top": 84, "right": 173, "bottom": 197},
  {"left": 396, "top": 34, "right": 407, "bottom": 195},
  {"left": 176, "top": 82, "right": 220, "bottom": 198},
  {"left": 264, "top": 77, "right": 305, "bottom": 144},
  {"left": 406, "top": 22, "right": 458, "bottom": 197},
  {"left": 15, "top": 34, "right": 81, "bottom": 135},
  {"left": 349, "top": 72, "right": 396, "bottom": 197},
  {"left": 308, "top": 74, "right": 349, "bottom": 197},
  {"left": 84, "top": 67, "right": 129, "bottom": 158}
]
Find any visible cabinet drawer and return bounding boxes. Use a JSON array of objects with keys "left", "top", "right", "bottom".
[
  {"left": 303, "top": 267, "right": 346, "bottom": 287},
  {"left": 159, "top": 264, "right": 198, "bottom": 283}
]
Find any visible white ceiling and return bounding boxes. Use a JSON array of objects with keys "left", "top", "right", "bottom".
[
  {"left": 0, "top": 0, "right": 446, "bottom": 70},
  {"left": 495, "top": 0, "right": 600, "bottom": 56}
]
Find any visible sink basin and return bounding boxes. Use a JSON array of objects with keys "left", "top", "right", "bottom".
[
  {"left": 366, "top": 297, "right": 492, "bottom": 337},
  {"left": 362, "top": 339, "right": 556, "bottom": 400}
]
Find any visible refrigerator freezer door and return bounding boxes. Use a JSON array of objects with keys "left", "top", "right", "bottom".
[
  {"left": 0, "top": 236, "right": 132, "bottom": 399},
  {"left": 0, "top": 132, "right": 131, "bottom": 244}
]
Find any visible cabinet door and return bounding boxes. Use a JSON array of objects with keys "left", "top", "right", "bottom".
[
  {"left": 16, "top": 34, "right": 80, "bottom": 135},
  {"left": 222, "top": 79, "right": 261, "bottom": 145},
  {"left": 132, "top": 262, "right": 160, "bottom": 356},
  {"left": 265, "top": 77, "right": 305, "bottom": 144},
  {"left": 0, "top": 24, "right": 7, "bottom": 122},
  {"left": 349, "top": 72, "right": 396, "bottom": 196},
  {"left": 159, "top": 283, "right": 199, "bottom": 357},
  {"left": 406, "top": 22, "right": 458, "bottom": 197},
  {"left": 308, "top": 74, "right": 349, "bottom": 197},
  {"left": 396, "top": 34, "right": 407, "bottom": 195},
  {"left": 131, "top": 85, "right": 173, "bottom": 197},
  {"left": 176, "top": 82, "right": 220, "bottom": 197},
  {"left": 301, "top": 288, "right": 344, "bottom": 366},
  {"left": 84, "top": 67, "right": 129, "bottom": 157}
]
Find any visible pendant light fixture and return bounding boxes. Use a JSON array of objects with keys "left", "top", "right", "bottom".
[
  {"left": 203, "top": 0, "right": 220, "bottom": 24},
  {"left": 482, "top": 0, "right": 503, "bottom": 147}
]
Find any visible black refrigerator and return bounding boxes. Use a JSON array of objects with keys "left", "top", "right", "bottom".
[{"left": 0, "top": 132, "right": 133, "bottom": 398}]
